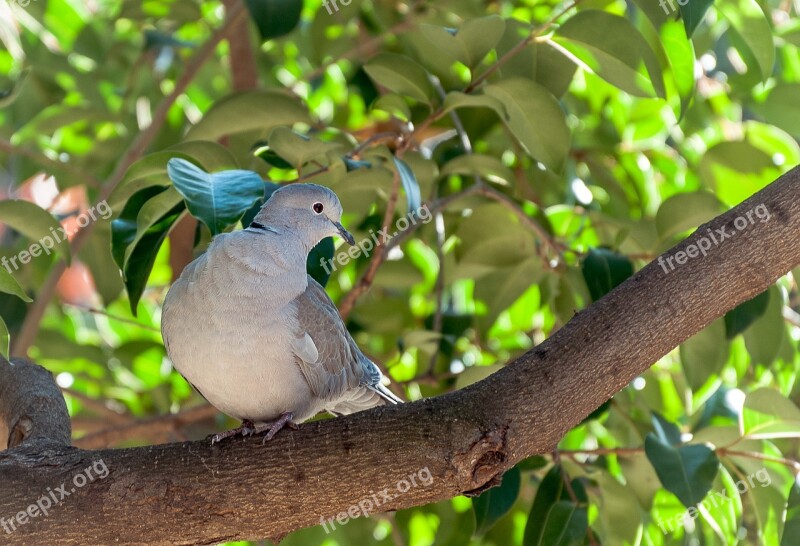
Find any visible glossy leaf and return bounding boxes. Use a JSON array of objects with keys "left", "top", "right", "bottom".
[
  {"left": 167, "top": 159, "right": 265, "bottom": 235},
  {"left": 741, "top": 388, "right": 800, "bottom": 439},
  {"left": 717, "top": 0, "right": 775, "bottom": 81},
  {"left": 184, "top": 90, "right": 310, "bottom": 142},
  {"left": 554, "top": 10, "right": 665, "bottom": 98},
  {"left": 655, "top": 191, "right": 723, "bottom": 241},
  {"left": 524, "top": 466, "right": 588, "bottom": 546},
  {"left": 364, "top": 54, "right": 435, "bottom": 105},
  {"left": 644, "top": 433, "right": 720, "bottom": 508},
  {"left": 484, "top": 78, "right": 570, "bottom": 170},
  {"left": 244, "top": 0, "right": 302, "bottom": 42},
  {"left": 111, "top": 187, "right": 184, "bottom": 314},
  {"left": 0, "top": 267, "right": 32, "bottom": 302},
  {"left": 581, "top": 248, "right": 634, "bottom": 302},
  {"left": 724, "top": 289, "right": 769, "bottom": 338},
  {"left": 680, "top": 318, "right": 729, "bottom": 391},
  {"left": 392, "top": 157, "right": 422, "bottom": 214},
  {"left": 472, "top": 466, "right": 521, "bottom": 536},
  {"left": 0, "top": 200, "right": 71, "bottom": 264},
  {"left": 680, "top": 0, "right": 714, "bottom": 37}
]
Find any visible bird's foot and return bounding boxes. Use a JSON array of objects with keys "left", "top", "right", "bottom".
[
  {"left": 209, "top": 419, "right": 256, "bottom": 445},
  {"left": 251, "top": 412, "right": 299, "bottom": 443}
]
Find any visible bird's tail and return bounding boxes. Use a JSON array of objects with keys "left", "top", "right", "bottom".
[{"left": 370, "top": 381, "right": 404, "bottom": 405}]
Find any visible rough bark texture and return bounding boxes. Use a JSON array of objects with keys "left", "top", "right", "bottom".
[{"left": 1, "top": 167, "right": 799, "bottom": 545}]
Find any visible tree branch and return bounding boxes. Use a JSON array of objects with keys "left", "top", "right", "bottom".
[
  {"left": 0, "top": 357, "right": 70, "bottom": 450},
  {"left": 1, "top": 166, "right": 799, "bottom": 544}
]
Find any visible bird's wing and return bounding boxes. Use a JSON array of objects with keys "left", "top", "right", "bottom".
[{"left": 289, "top": 276, "right": 383, "bottom": 402}]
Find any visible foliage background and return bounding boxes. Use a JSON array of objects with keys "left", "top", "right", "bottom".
[{"left": 0, "top": 0, "right": 799, "bottom": 544}]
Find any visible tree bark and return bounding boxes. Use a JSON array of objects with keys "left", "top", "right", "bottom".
[{"left": 1, "top": 166, "right": 799, "bottom": 545}]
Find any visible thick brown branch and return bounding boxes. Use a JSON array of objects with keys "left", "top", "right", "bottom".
[
  {"left": 0, "top": 167, "right": 798, "bottom": 544},
  {"left": 0, "top": 357, "right": 70, "bottom": 450}
]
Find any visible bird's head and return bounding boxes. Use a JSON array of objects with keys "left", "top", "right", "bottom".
[{"left": 252, "top": 183, "right": 355, "bottom": 248}]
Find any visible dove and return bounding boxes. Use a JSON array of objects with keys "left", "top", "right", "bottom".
[{"left": 161, "top": 183, "right": 402, "bottom": 443}]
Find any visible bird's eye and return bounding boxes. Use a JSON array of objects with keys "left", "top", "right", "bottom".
[{"left": 312, "top": 202, "right": 324, "bottom": 214}]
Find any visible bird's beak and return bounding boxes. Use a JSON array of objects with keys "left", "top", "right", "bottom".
[{"left": 332, "top": 221, "right": 355, "bottom": 245}]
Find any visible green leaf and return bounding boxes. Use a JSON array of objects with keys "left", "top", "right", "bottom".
[
  {"left": 167, "top": 159, "right": 266, "bottom": 235},
  {"left": 111, "top": 187, "right": 184, "bottom": 314},
  {"left": 596, "top": 472, "right": 643, "bottom": 544},
  {"left": 484, "top": 78, "right": 570, "bottom": 170},
  {"left": 0, "top": 317, "right": 7, "bottom": 359},
  {"left": 751, "top": 84, "right": 800, "bottom": 138},
  {"left": 0, "top": 67, "right": 29, "bottom": 108},
  {"left": 538, "top": 501, "right": 588, "bottom": 546},
  {"left": 524, "top": 466, "right": 588, "bottom": 546},
  {"left": 472, "top": 466, "right": 521, "bottom": 536},
  {"left": 123, "top": 187, "right": 185, "bottom": 268},
  {"left": 655, "top": 191, "right": 723, "bottom": 241},
  {"left": 698, "top": 140, "right": 778, "bottom": 206},
  {"left": 110, "top": 141, "right": 240, "bottom": 210},
  {"left": 680, "top": 0, "right": 715, "bottom": 37},
  {"left": 371, "top": 94, "right": 411, "bottom": 121},
  {"left": 553, "top": 10, "right": 665, "bottom": 98},
  {"left": 441, "top": 154, "right": 515, "bottom": 186},
  {"left": 652, "top": 412, "right": 683, "bottom": 446},
  {"left": 0, "top": 200, "right": 71, "bottom": 265},
  {"left": 680, "top": 318, "right": 729, "bottom": 391},
  {"left": 441, "top": 92, "right": 508, "bottom": 120},
  {"left": 456, "top": 15, "right": 506, "bottom": 67},
  {"left": 581, "top": 248, "right": 633, "bottom": 302},
  {"left": 475, "top": 258, "right": 543, "bottom": 332},
  {"left": 307, "top": 237, "right": 335, "bottom": 287},
  {"left": 632, "top": 0, "right": 672, "bottom": 28},
  {"left": 0, "top": 267, "right": 32, "bottom": 302},
  {"left": 244, "top": 0, "right": 302, "bottom": 42},
  {"left": 392, "top": 157, "right": 422, "bottom": 214},
  {"left": 743, "top": 285, "right": 784, "bottom": 366},
  {"left": 781, "top": 482, "right": 800, "bottom": 546},
  {"left": 79, "top": 221, "right": 123, "bottom": 305},
  {"left": 185, "top": 90, "right": 310, "bottom": 142},
  {"left": 724, "top": 289, "right": 769, "bottom": 339},
  {"left": 661, "top": 21, "right": 697, "bottom": 116},
  {"left": 741, "top": 388, "right": 800, "bottom": 439},
  {"left": 644, "top": 433, "right": 720, "bottom": 508},
  {"left": 268, "top": 127, "right": 344, "bottom": 168},
  {"left": 717, "top": 0, "right": 775, "bottom": 81},
  {"left": 364, "top": 53, "right": 436, "bottom": 105}
]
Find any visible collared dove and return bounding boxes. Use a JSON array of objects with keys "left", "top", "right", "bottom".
[{"left": 161, "top": 183, "right": 402, "bottom": 443}]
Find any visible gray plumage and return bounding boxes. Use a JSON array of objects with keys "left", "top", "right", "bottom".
[{"left": 161, "top": 183, "right": 401, "bottom": 431}]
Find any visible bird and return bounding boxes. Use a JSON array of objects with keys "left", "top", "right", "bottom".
[{"left": 161, "top": 183, "right": 403, "bottom": 443}]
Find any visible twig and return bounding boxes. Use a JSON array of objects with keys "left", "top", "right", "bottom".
[
  {"left": 10, "top": 3, "right": 247, "bottom": 356},
  {"left": 302, "top": 15, "right": 420, "bottom": 81},
  {"left": 465, "top": 0, "right": 582, "bottom": 93},
  {"left": 74, "top": 404, "right": 218, "bottom": 449},
  {"left": 64, "top": 303, "right": 161, "bottom": 333},
  {"left": 718, "top": 448, "right": 800, "bottom": 473},
  {"left": 339, "top": 165, "right": 403, "bottom": 319},
  {"left": 0, "top": 138, "right": 103, "bottom": 188},
  {"left": 62, "top": 388, "right": 130, "bottom": 424}
]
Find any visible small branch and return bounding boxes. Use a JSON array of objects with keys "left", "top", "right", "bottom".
[
  {"left": 0, "top": 357, "right": 71, "bottom": 450},
  {"left": 719, "top": 448, "right": 800, "bottom": 473},
  {"left": 62, "top": 388, "right": 130, "bottom": 425},
  {"left": 339, "top": 166, "right": 403, "bottom": 319},
  {"left": 0, "top": 138, "right": 103, "bottom": 188},
  {"left": 74, "top": 404, "right": 217, "bottom": 449},
  {"left": 63, "top": 303, "right": 161, "bottom": 333},
  {"left": 465, "top": 0, "right": 582, "bottom": 93}
]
